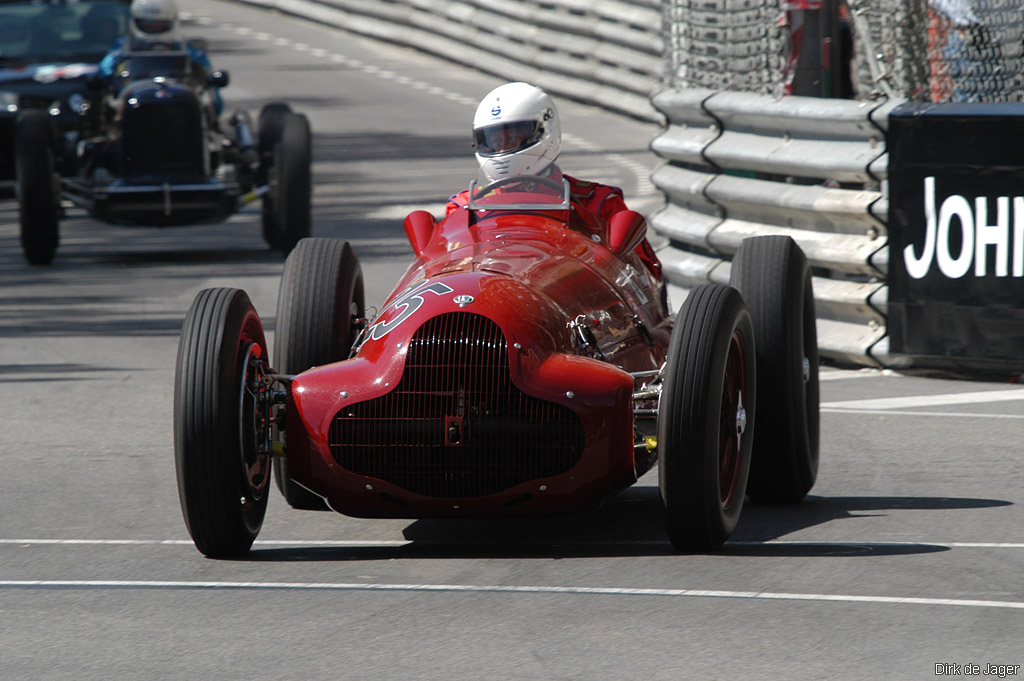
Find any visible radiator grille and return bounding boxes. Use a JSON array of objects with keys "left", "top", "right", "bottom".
[
  {"left": 122, "top": 101, "right": 204, "bottom": 183},
  {"left": 329, "top": 312, "right": 585, "bottom": 498}
]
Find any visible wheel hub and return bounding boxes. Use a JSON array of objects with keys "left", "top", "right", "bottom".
[
  {"left": 239, "top": 342, "right": 273, "bottom": 504},
  {"left": 736, "top": 391, "right": 747, "bottom": 436}
]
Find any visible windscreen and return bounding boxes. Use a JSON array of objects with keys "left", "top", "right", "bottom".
[
  {"left": 468, "top": 176, "right": 571, "bottom": 212},
  {"left": 0, "top": 1, "right": 128, "bottom": 62}
]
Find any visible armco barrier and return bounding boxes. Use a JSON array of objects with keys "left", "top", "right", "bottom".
[
  {"left": 222, "top": 0, "right": 664, "bottom": 122},
  {"left": 650, "top": 89, "right": 905, "bottom": 367}
]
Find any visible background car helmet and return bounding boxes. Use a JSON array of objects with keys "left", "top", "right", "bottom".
[
  {"left": 129, "top": 0, "right": 179, "bottom": 45},
  {"left": 473, "top": 82, "right": 561, "bottom": 182}
]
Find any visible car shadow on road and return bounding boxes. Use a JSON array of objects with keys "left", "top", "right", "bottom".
[{"left": 239, "top": 489, "right": 1011, "bottom": 561}]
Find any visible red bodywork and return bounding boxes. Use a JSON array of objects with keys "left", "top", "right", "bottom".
[{"left": 284, "top": 190, "right": 672, "bottom": 517}]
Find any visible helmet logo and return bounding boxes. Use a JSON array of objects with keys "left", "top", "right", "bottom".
[
  {"left": 491, "top": 105, "right": 501, "bottom": 117},
  {"left": 543, "top": 108, "right": 553, "bottom": 121}
]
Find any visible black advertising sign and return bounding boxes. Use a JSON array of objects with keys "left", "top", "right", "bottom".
[{"left": 887, "top": 102, "right": 1024, "bottom": 371}]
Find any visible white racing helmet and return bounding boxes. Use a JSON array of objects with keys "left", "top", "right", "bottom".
[
  {"left": 473, "top": 82, "right": 561, "bottom": 182},
  {"left": 129, "top": 0, "right": 180, "bottom": 45}
]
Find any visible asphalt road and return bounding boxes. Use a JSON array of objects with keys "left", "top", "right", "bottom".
[{"left": 1, "top": 2, "right": 1022, "bottom": 679}]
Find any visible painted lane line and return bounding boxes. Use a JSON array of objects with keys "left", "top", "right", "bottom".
[
  {"left": 817, "top": 370, "right": 887, "bottom": 381},
  {"left": 2, "top": 539, "right": 1022, "bottom": 549},
  {"left": 2, "top": 580, "right": 1023, "bottom": 610},
  {"left": 822, "top": 389, "right": 1024, "bottom": 411},
  {"left": 0, "top": 539, "right": 408, "bottom": 547},
  {"left": 823, "top": 408, "right": 1024, "bottom": 419},
  {"left": 363, "top": 203, "right": 448, "bottom": 220}
]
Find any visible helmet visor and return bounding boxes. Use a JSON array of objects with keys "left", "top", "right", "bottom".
[
  {"left": 134, "top": 17, "right": 173, "bottom": 34},
  {"left": 474, "top": 121, "right": 544, "bottom": 157}
]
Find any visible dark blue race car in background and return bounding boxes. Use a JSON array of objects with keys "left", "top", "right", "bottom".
[{"left": 2, "top": 0, "right": 312, "bottom": 265}]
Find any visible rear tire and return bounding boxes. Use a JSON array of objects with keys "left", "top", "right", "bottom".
[
  {"left": 258, "top": 102, "right": 291, "bottom": 249},
  {"left": 16, "top": 110, "right": 60, "bottom": 265},
  {"left": 659, "top": 284, "right": 756, "bottom": 550},
  {"left": 729, "top": 235, "right": 820, "bottom": 503},
  {"left": 174, "top": 288, "right": 271, "bottom": 557},
  {"left": 261, "top": 110, "right": 311, "bottom": 254},
  {"left": 273, "top": 238, "right": 364, "bottom": 509}
]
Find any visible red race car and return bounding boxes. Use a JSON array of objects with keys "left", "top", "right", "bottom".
[{"left": 173, "top": 175, "right": 820, "bottom": 557}]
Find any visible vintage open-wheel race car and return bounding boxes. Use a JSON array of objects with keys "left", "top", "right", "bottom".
[
  {"left": 13, "top": 47, "right": 311, "bottom": 264},
  {"left": 173, "top": 175, "right": 820, "bottom": 557}
]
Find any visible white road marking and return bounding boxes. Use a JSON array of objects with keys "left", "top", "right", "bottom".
[
  {"left": 823, "top": 408, "right": 1024, "bottom": 420},
  {"left": 2, "top": 539, "right": 1022, "bottom": 549},
  {"left": 1, "top": 579, "right": 1022, "bottom": 610},
  {"left": 822, "top": 389, "right": 1024, "bottom": 411},
  {"left": 817, "top": 369, "right": 888, "bottom": 381},
  {"left": 362, "top": 203, "right": 447, "bottom": 220}
]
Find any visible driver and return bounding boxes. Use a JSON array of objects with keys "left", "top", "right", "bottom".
[
  {"left": 98, "top": 0, "right": 222, "bottom": 115},
  {"left": 447, "top": 82, "right": 662, "bottom": 283}
]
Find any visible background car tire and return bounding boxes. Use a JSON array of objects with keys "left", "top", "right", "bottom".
[
  {"left": 273, "top": 238, "right": 365, "bottom": 509},
  {"left": 257, "top": 102, "right": 291, "bottom": 249},
  {"left": 659, "top": 284, "right": 756, "bottom": 551},
  {"left": 729, "top": 235, "right": 820, "bottom": 503},
  {"left": 15, "top": 110, "right": 61, "bottom": 265},
  {"left": 174, "top": 287, "right": 271, "bottom": 557},
  {"left": 261, "top": 110, "right": 311, "bottom": 254}
]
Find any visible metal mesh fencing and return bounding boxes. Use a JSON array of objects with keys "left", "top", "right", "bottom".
[
  {"left": 664, "top": 0, "right": 1024, "bottom": 102},
  {"left": 663, "top": 0, "right": 787, "bottom": 96}
]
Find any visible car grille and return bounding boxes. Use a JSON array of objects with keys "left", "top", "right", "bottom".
[
  {"left": 329, "top": 312, "right": 585, "bottom": 498},
  {"left": 16, "top": 95, "right": 58, "bottom": 111},
  {"left": 122, "top": 101, "right": 204, "bottom": 183}
]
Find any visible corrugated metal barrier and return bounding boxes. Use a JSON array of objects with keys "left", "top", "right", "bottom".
[{"left": 650, "top": 89, "right": 905, "bottom": 367}]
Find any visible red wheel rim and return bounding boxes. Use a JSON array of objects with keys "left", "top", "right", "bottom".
[
  {"left": 718, "top": 330, "right": 747, "bottom": 508},
  {"left": 238, "top": 339, "right": 272, "bottom": 505}
]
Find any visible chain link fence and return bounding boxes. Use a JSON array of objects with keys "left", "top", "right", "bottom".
[
  {"left": 663, "top": 0, "right": 787, "bottom": 96},
  {"left": 664, "top": 0, "right": 1024, "bottom": 102}
]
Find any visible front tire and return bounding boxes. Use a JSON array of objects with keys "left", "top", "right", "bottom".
[
  {"left": 659, "top": 284, "right": 756, "bottom": 551},
  {"left": 273, "top": 238, "right": 364, "bottom": 509},
  {"left": 15, "top": 110, "right": 60, "bottom": 265},
  {"left": 729, "top": 235, "right": 820, "bottom": 503},
  {"left": 174, "top": 288, "right": 271, "bottom": 557}
]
